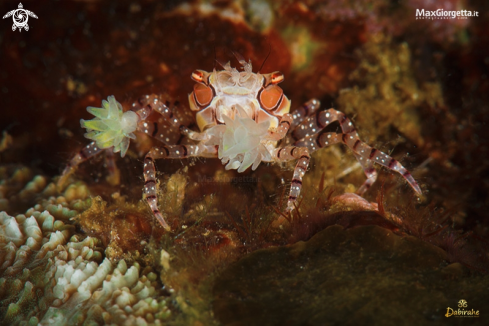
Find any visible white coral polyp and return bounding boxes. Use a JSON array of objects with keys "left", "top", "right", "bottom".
[
  {"left": 207, "top": 105, "right": 271, "bottom": 173},
  {"left": 80, "top": 95, "right": 138, "bottom": 157}
]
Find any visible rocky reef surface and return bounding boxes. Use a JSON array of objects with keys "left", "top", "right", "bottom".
[{"left": 214, "top": 225, "right": 488, "bottom": 325}]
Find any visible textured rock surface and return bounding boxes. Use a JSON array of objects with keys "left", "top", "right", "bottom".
[{"left": 213, "top": 225, "right": 489, "bottom": 325}]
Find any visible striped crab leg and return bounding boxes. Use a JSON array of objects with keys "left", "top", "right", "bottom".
[
  {"left": 133, "top": 95, "right": 206, "bottom": 139},
  {"left": 290, "top": 99, "right": 321, "bottom": 131},
  {"left": 293, "top": 108, "right": 422, "bottom": 194},
  {"left": 57, "top": 142, "right": 105, "bottom": 190},
  {"left": 272, "top": 146, "right": 311, "bottom": 211},
  {"left": 351, "top": 152, "right": 378, "bottom": 195},
  {"left": 143, "top": 144, "right": 206, "bottom": 231},
  {"left": 267, "top": 114, "right": 293, "bottom": 141},
  {"left": 294, "top": 133, "right": 378, "bottom": 194},
  {"left": 104, "top": 148, "right": 121, "bottom": 186}
]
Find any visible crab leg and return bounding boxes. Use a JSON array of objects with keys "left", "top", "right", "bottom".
[
  {"left": 57, "top": 142, "right": 105, "bottom": 190},
  {"left": 273, "top": 146, "right": 311, "bottom": 211},
  {"left": 132, "top": 95, "right": 188, "bottom": 130},
  {"left": 290, "top": 99, "right": 321, "bottom": 130},
  {"left": 294, "top": 131, "right": 343, "bottom": 153},
  {"left": 104, "top": 148, "right": 121, "bottom": 186},
  {"left": 133, "top": 95, "right": 207, "bottom": 143},
  {"left": 294, "top": 132, "right": 378, "bottom": 194},
  {"left": 267, "top": 114, "right": 293, "bottom": 141},
  {"left": 343, "top": 133, "right": 421, "bottom": 194},
  {"left": 351, "top": 152, "right": 378, "bottom": 195},
  {"left": 293, "top": 109, "right": 422, "bottom": 194},
  {"left": 137, "top": 121, "right": 183, "bottom": 144},
  {"left": 143, "top": 144, "right": 206, "bottom": 230},
  {"left": 132, "top": 95, "right": 177, "bottom": 122}
]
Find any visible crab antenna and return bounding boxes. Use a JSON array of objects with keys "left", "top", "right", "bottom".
[
  {"left": 215, "top": 58, "right": 228, "bottom": 69},
  {"left": 258, "top": 42, "right": 272, "bottom": 73},
  {"left": 213, "top": 44, "right": 218, "bottom": 71},
  {"left": 231, "top": 51, "right": 248, "bottom": 68}
]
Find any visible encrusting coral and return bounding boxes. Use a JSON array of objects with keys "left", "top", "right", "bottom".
[{"left": 0, "top": 165, "right": 172, "bottom": 325}]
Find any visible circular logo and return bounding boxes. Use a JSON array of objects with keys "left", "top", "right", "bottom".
[
  {"left": 2, "top": 3, "right": 38, "bottom": 32},
  {"left": 13, "top": 9, "right": 28, "bottom": 28}
]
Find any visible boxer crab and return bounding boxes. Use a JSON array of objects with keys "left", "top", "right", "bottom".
[{"left": 59, "top": 59, "right": 422, "bottom": 231}]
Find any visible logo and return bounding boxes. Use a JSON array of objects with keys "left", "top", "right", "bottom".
[
  {"left": 3, "top": 3, "right": 38, "bottom": 32},
  {"left": 416, "top": 8, "right": 479, "bottom": 20},
  {"left": 445, "top": 299, "right": 480, "bottom": 318}
]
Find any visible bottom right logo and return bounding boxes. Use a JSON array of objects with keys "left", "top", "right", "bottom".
[{"left": 445, "top": 299, "right": 480, "bottom": 318}]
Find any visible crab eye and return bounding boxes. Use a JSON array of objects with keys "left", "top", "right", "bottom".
[
  {"left": 270, "top": 72, "right": 284, "bottom": 84},
  {"left": 262, "top": 71, "right": 284, "bottom": 87},
  {"left": 193, "top": 83, "right": 213, "bottom": 107},
  {"left": 191, "top": 70, "right": 206, "bottom": 84},
  {"left": 259, "top": 85, "right": 283, "bottom": 111}
]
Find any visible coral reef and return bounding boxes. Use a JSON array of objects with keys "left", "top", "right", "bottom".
[{"left": 0, "top": 167, "right": 171, "bottom": 325}]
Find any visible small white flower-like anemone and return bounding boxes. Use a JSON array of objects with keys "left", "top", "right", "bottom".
[
  {"left": 80, "top": 96, "right": 138, "bottom": 157},
  {"left": 206, "top": 105, "right": 271, "bottom": 173}
]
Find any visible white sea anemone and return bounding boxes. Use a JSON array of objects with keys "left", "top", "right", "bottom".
[
  {"left": 80, "top": 96, "right": 138, "bottom": 157},
  {"left": 207, "top": 105, "right": 271, "bottom": 172}
]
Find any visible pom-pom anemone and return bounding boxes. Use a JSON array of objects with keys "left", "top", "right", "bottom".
[
  {"left": 206, "top": 105, "right": 272, "bottom": 173},
  {"left": 80, "top": 96, "right": 138, "bottom": 157}
]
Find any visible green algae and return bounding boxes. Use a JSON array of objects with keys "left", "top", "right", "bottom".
[{"left": 280, "top": 26, "right": 321, "bottom": 72}]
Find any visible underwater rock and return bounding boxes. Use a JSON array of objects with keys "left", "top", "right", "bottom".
[
  {"left": 73, "top": 195, "right": 157, "bottom": 263},
  {"left": 213, "top": 224, "right": 489, "bottom": 325}
]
